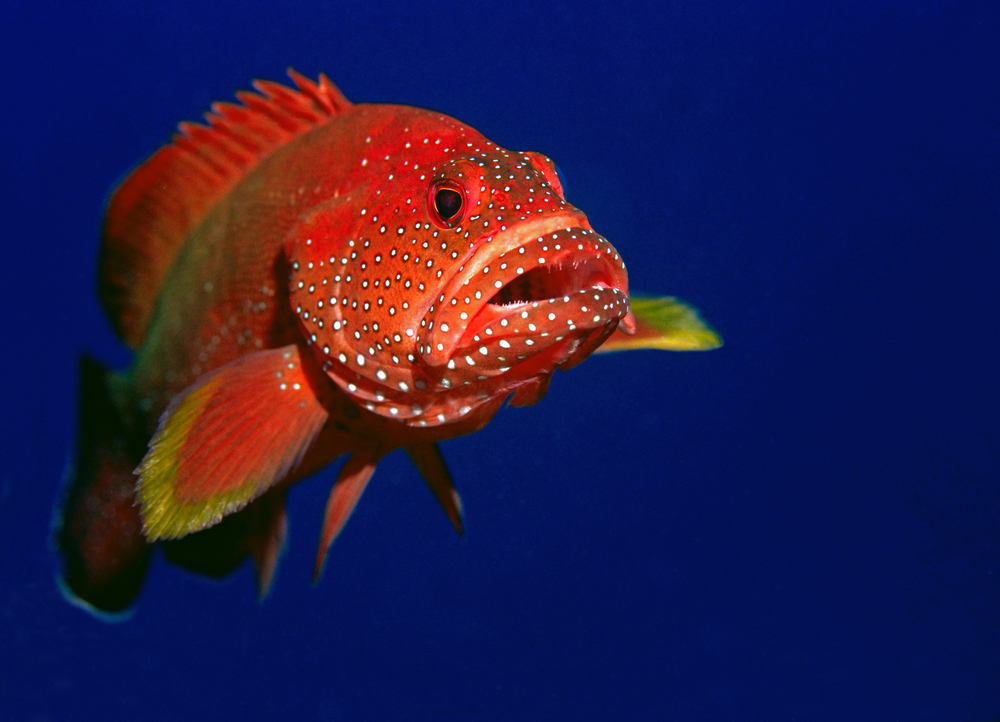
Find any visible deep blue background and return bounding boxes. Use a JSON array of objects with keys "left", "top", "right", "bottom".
[{"left": 2, "top": 1, "right": 998, "bottom": 719}]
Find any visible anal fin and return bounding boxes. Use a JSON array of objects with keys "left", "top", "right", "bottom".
[{"left": 249, "top": 491, "right": 288, "bottom": 599}]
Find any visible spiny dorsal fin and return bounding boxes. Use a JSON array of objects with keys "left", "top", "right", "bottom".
[{"left": 99, "top": 70, "right": 352, "bottom": 348}]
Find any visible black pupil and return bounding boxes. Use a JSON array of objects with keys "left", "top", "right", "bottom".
[{"left": 435, "top": 188, "right": 463, "bottom": 220}]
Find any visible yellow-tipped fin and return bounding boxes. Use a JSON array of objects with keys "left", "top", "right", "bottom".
[
  {"left": 597, "top": 295, "right": 722, "bottom": 353},
  {"left": 137, "top": 344, "right": 329, "bottom": 541}
]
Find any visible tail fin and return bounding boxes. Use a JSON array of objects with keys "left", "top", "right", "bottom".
[{"left": 55, "top": 356, "right": 151, "bottom": 615}]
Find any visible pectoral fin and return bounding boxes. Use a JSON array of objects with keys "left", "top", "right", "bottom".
[
  {"left": 137, "top": 344, "right": 329, "bottom": 541},
  {"left": 598, "top": 295, "right": 722, "bottom": 352}
]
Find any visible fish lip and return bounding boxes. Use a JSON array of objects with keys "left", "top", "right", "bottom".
[{"left": 418, "top": 212, "right": 629, "bottom": 367}]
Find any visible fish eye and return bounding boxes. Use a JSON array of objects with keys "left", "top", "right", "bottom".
[
  {"left": 435, "top": 189, "right": 462, "bottom": 220},
  {"left": 429, "top": 181, "right": 465, "bottom": 228}
]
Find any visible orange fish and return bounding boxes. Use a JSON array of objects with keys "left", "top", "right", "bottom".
[{"left": 55, "top": 71, "right": 720, "bottom": 615}]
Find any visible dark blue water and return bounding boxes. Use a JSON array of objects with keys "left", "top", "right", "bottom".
[{"left": 2, "top": 1, "right": 998, "bottom": 719}]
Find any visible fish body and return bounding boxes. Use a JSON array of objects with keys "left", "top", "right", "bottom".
[{"left": 55, "top": 72, "right": 720, "bottom": 615}]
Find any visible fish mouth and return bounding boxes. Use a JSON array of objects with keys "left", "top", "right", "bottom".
[{"left": 418, "top": 213, "right": 633, "bottom": 375}]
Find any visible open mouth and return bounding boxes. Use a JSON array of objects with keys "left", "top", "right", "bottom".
[
  {"left": 489, "top": 264, "right": 582, "bottom": 306},
  {"left": 418, "top": 213, "right": 631, "bottom": 371},
  {"left": 458, "top": 252, "right": 618, "bottom": 343}
]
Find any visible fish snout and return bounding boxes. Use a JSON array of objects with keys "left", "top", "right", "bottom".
[{"left": 417, "top": 213, "right": 631, "bottom": 379}]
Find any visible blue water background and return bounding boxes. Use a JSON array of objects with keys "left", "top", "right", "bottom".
[{"left": 1, "top": 1, "right": 998, "bottom": 719}]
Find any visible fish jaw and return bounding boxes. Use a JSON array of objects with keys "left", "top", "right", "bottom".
[
  {"left": 303, "top": 211, "right": 633, "bottom": 430},
  {"left": 417, "top": 212, "right": 632, "bottom": 375}
]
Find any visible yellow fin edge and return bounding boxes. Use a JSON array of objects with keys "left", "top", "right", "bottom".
[
  {"left": 136, "top": 377, "right": 260, "bottom": 541},
  {"left": 599, "top": 295, "right": 723, "bottom": 353}
]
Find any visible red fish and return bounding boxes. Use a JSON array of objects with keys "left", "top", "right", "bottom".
[{"left": 55, "top": 71, "right": 720, "bottom": 615}]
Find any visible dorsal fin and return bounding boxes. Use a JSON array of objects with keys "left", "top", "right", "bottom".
[{"left": 99, "top": 70, "right": 352, "bottom": 348}]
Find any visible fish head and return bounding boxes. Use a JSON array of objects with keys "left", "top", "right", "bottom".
[{"left": 288, "top": 109, "right": 635, "bottom": 429}]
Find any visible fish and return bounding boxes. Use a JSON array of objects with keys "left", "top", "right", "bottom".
[{"left": 54, "top": 71, "right": 721, "bottom": 615}]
